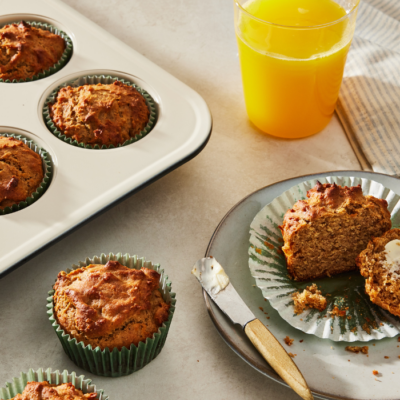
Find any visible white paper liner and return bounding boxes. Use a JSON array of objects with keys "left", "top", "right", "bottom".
[{"left": 249, "top": 176, "right": 400, "bottom": 342}]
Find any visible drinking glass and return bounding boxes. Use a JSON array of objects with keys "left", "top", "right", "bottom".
[{"left": 234, "top": 0, "right": 360, "bottom": 138}]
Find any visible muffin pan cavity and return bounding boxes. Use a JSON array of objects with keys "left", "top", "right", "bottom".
[
  {"left": 42, "top": 72, "right": 157, "bottom": 149},
  {"left": 0, "top": 14, "right": 73, "bottom": 83},
  {"left": 0, "top": 0, "right": 211, "bottom": 276}
]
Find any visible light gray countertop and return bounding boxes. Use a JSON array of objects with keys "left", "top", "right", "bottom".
[{"left": 0, "top": 0, "right": 361, "bottom": 399}]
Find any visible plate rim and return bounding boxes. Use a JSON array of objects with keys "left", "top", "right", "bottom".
[{"left": 203, "top": 169, "right": 400, "bottom": 400}]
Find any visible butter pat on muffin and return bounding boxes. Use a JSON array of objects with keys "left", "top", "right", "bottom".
[
  {"left": 53, "top": 260, "right": 170, "bottom": 350},
  {"left": 0, "top": 136, "right": 44, "bottom": 210},
  {"left": 279, "top": 182, "right": 391, "bottom": 281},
  {"left": 0, "top": 21, "right": 65, "bottom": 81},
  {"left": 357, "top": 229, "right": 400, "bottom": 317},
  {"left": 49, "top": 81, "right": 150, "bottom": 147},
  {"left": 7, "top": 381, "right": 97, "bottom": 400}
]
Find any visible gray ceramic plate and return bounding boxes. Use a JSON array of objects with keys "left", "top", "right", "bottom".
[{"left": 203, "top": 171, "right": 400, "bottom": 400}]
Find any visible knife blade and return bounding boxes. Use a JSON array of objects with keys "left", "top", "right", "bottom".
[{"left": 192, "top": 257, "right": 314, "bottom": 400}]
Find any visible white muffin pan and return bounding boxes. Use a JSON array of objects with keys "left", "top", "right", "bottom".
[{"left": 0, "top": 0, "right": 212, "bottom": 277}]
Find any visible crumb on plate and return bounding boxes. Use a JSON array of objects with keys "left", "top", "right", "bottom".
[
  {"left": 292, "top": 284, "right": 327, "bottom": 314},
  {"left": 345, "top": 346, "right": 369, "bottom": 355},
  {"left": 284, "top": 336, "right": 294, "bottom": 346}
]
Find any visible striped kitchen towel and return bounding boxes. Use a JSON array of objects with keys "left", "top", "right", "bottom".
[{"left": 336, "top": 0, "right": 400, "bottom": 175}]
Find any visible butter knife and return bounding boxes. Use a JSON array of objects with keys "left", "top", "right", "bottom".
[{"left": 192, "top": 257, "right": 314, "bottom": 400}]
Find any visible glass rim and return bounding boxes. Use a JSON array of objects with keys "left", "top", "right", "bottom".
[{"left": 234, "top": 0, "right": 360, "bottom": 30}]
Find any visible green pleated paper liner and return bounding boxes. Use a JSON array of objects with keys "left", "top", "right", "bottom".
[
  {"left": 0, "top": 21, "right": 73, "bottom": 83},
  {"left": 249, "top": 175, "right": 400, "bottom": 342},
  {"left": 47, "top": 253, "right": 176, "bottom": 377},
  {"left": 43, "top": 75, "right": 157, "bottom": 149},
  {"left": 0, "top": 368, "right": 108, "bottom": 400},
  {"left": 0, "top": 133, "right": 52, "bottom": 215}
]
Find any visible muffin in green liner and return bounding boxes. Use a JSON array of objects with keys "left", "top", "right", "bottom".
[
  {"left": 47, "top": 253, "right": 176, "bottom": 377},
  {"left": 0, "top": 133, "right": 52, "bottom": 215},
  {"left": 0, "top": 368, "right": 108, "bottom": 400},
  {"left": 43, "top": 75, "right": 157, "bottom": 149},
  {"left": 0, "top": 21, "right": 73, "bottom": 83}
]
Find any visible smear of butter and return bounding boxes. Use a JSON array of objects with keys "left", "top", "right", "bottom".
[
  {"left": 192, "top": 257, "right": 230, "bottom": 296},
  {"left": 383, "top": 239, "right": 400, "bottom": 275}
]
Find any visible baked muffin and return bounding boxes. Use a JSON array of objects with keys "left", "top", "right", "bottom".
[
  {"left": 49, "top": 81, "right": 150, "bottom": 147},
  {"left": 0, "top": 136, "right": 44, "bottom": 210},
  {"left": 6, "top": 381, "right": 97, "bottom": 400},
  {"left": 279, "top": 182, "right": 391, "bottom": 281},
  {"left": 0, "top": 21, "right": 65, "bottom": 81},
  {"left": 53, "top": 260, "right": 170, "bottom": 350},
  {"left": 357, "top": 229, "right": 400, "bottom": 317}
]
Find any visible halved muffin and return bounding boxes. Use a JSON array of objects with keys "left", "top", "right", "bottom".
[
  {"left": 357, "top": 228, "right": 400, "bottom": 317},
  {"left": 279, "top": 182, "right": 391, "bottom": 281}
]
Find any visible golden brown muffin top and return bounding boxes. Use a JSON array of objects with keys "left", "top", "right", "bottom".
[
  {"left": 53, "top": 261, "right": 170, "bottom": 349},
  {"left": 0, "top": 21, "right": 65, "bottom": 81},
  {"left": 8, "top": 381, "right": 97, "bottom": 400},
  {"left": 279, "top": 182, "right": 390, "bottom": 236},
  {"left": 49, "top": 81, "right": 150, "bottom": 147},
  {"left": 0, "top": 136, "right": 44, "bottom": 210}
]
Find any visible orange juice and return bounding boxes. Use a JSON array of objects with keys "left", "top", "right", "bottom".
[{"left": 235, "top": 0, "right": 358, "bottom": 138}]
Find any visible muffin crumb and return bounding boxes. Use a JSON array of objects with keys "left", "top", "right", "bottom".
[
  {"left": 345, "top": 346, "right": 369, "bottom": 355},
  {"left": 284, "top": 336, "right": 294, "bottom": 346},
  {"left": 292, "top": 284, "right": 327, "bottom": 314},
  {"left": 330, "top": 306, "right": 348, "bottom": 318}
]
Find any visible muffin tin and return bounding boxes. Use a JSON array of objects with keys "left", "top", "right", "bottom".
[{"left": 0, "top": 2, "right": 212, "bottom": 277}]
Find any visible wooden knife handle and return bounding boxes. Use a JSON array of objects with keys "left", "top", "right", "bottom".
[{"left": 245, "top": 319, "right": 314, "bottom": 400}]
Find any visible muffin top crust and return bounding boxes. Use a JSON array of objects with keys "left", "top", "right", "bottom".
[
  {"left": 0, "top": 21, "right": 66, "bottom": 81},
  {"left": 49, "top": 81, "right": 150, "bottom": 147},
  {"left": 53, "top": 260, "right": 170, "bottom": 350},
  {"left": 9, "top": 381, "right": 97, "bottom": 400},
  {"left": 280, "top": 182, "right": 390, "bottom": 237},
  {"left": 0, "top": 136, "right": 44, "bottom": 210}
]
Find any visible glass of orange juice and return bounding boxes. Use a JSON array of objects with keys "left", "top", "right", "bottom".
[{"left": 234, "top": 0, "right": 360, "bottom": 138}]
